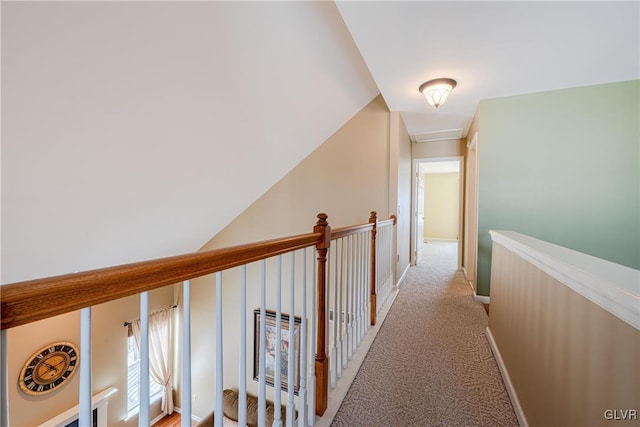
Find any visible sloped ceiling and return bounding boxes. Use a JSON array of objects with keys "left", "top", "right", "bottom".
[
  {"left": 3, "top": 1, "right": 639, "bottom": 284},
  {"left": 1, "top": 2, "right": 378, "bottom": 283},
  {"left": 336, "top": 1, "right": 640, "bottom": 140}
]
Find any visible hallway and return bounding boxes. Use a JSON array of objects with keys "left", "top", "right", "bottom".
[{"left": 331, "top": 241, "right": 518, "bottom": 426}]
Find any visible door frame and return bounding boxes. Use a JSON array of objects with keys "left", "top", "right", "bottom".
[
  {"left": 411, "top": 156, "right": 464, "bottom": 268},
  {"left": 464, "top": 133, "right": 479, "bottom": 291}
]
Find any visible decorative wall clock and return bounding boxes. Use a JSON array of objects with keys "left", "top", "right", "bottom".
[{"left": 19, "top": 342, "right": 79, "bottom": 396}]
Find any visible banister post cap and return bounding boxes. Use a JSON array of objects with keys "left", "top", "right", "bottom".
[{"left": 314, "top": 213, "right": 330, "bottom": 249}]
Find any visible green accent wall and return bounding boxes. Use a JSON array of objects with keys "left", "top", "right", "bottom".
[{"left": 477, "top": 80, "right": 640, "bottom": 296}]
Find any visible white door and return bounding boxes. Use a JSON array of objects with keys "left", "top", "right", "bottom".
[{"left": 416, "top": 170, "right": 425, "bottom": 264}]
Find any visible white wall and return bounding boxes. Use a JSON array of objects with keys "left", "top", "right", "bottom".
[{"left": 1, "top": 1, "right": 378, "bottom": 284}]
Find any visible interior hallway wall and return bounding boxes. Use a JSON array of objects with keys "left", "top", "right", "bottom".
[
  {"left": 463, "top": 112, "right": 479, "bottom": 291},
  {"left": 423, "top": 172, "right": 460, "bottom": 240},
  {"left": 391, "top": 112, "right": 413, "bottom": 283},
  {"left": 477, "top": 80, "right": 640, "bottom": 296}
]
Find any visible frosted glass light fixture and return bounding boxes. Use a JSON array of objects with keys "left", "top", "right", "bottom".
[{"left": 419, "top": 78, "right": 457, "bottom": 108}]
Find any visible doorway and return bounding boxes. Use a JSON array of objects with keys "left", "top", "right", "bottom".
[{"left": 412, "top": 158, "right": 463, "bottom": 268}]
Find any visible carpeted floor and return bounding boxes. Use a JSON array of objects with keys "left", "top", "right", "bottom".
[{"left": 331, "top": 241, "right": 518, "bottom": 427}]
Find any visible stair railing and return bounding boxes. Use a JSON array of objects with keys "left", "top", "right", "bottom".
[{"left": 1, "top": 211, "right": 396, "bottom": 427}]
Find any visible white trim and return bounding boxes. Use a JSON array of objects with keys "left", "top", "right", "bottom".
[
  {"left": 486, "top": 328, "right": 527, "bottom": 427},
  {"left": 397, "top": 263, "right": 410, "bottom": 287},
  {"left": 39, "top": 387, "right": 117, "bottom": 427},
  {"left": 124, "top": 392, "right": 164, "bottom": 422},
  {"left": 473, "top": 294, "right": 490, "bottom": 304},
  {"left": 173, "top": 406, "right": 201, "bottom": 423},
  {"left": 150, "top": 412, "right": 167, "bottom": 426},
  {"left": 411, "top": 156, "right": 464, "bottom": 268},
  {"left": 490, "top": 231, "right": 640, "bottom": 331},
  {"left": 467, "top": 132, "right": 478, "bottom": 150},
  {"left": 464, "top": 133, "right": 479, "bottom": 294},
  {"left": 463, "top": 270, "right": 483, "bottom": 304}
]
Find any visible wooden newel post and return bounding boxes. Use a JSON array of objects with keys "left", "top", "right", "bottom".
[
  {"left": 314, "top": 213, "right": 331, "bottom": 416},
  {"left": 369, "top": 211, "right": 378, "bottom": 326}
]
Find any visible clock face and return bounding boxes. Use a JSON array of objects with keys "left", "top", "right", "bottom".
[{"left": 19, "top": 342, "right": 79, "bottom": 396}]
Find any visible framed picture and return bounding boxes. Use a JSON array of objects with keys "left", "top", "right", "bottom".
[{"left": 253, "top": 309, "right": 301, "bottom": 394}]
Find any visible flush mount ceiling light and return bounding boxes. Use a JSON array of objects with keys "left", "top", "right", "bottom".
[{"left": 419, "top": 78, "right": 457, "bottom": 108}]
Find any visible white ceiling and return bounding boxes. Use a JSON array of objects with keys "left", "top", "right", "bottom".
[{"left": 337, "top": 1, "right": 640, "bottom": 140}]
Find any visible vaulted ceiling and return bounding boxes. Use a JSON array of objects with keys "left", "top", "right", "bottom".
[{"left": 2, "top": 1, "right": 638, "bottom": 283}]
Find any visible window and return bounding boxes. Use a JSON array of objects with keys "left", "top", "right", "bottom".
[{"left": 127, "top": 335, "right": 163, "bottom": 417}]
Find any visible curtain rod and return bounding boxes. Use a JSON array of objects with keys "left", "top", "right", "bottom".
[{"left": 123, "top": 304, "right": 178, "bottom": 327}]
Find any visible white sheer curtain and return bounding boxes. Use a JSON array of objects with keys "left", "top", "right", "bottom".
[{"left": 132, "top": 307, "right": 174, "bottom": 414}]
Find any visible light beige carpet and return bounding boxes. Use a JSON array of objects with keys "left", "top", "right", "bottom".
[{"left": 331, "top": 241, "right": 518, "bottom": 427}]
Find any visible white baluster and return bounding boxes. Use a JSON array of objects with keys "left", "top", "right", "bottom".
[
  {"left": 365, "top": 232, "right": 370, "bottom": 328},
  {"left": 357, "top": 232, "right": 363, "bottom": 340},
  {"left": 349, "top": 234, "right": 355, "bottom": 361},
  {"left": 341, "top": 238, "right": 347, "bottom": 370},
  {"left": 80, "top": 307, "right": 92, "bottom": 427},
  {"left": 287, "top": 252, "right": 295, "bottom": 427},
  {"left": 356, "top": 232, "right": 362, "bottom": 347},
  {"left": 344, "top": 235, "right": 350, "bottom": 363},
  {"left": 258, "top": 260, "right": 267, "bottom": 427},
  {"left": 1, "top": 330, "right": 8, "bottom": 427},
  {"left": 298, "top": 249, "right": 308, "bottom": 427},
  {"left": 273, "top": 256, "right": 283, "bottom": 427},
  {"left": 215, "top": 272, "right": 223, "bottom": 427},
  {"left": 307, "top": 253, "right": 317, "bottom": 427},
  {"left": 329, "top": 245, "right": 337, "bottom": 387},
  {"left": 239, "top": 265, "right": 247, "bottom": 427},
  {"left": 368, "top": 231, "right": 373, "bottom": 324},
  {"left": 384, "top": 227, "right": 389, "bottom": 301},
  {"left": 182, "top": 280, "right": 192, "bottom": 427},
  {"left": 376, "top": 228, "right": 380, "bottom": 308},
  {"left": 139, "top": 293, "right": 150, "bottom": 427},
  {"left": 360, "top": 232, "right": 366, "bottom": 341}
]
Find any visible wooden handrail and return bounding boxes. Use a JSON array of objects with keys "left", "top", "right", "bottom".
[
  {"left": 330, "top": 214, "right": 395, "bottom": 241},
  {"left": 378, "top": 215, "right": 397, "bottom": 227},
  {"left": 330, "top": 223, "right": 374, "bottom": 240},
  {"left": 1, "top": 210, "right": 397, "bottom": 420},
  {"left": 1, "top": 232, "right": 323, "bottom": 331}
]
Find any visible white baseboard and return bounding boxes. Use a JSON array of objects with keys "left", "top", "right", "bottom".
[
  {"left": 485, "top": 327, "right": 528, "bottom": 427},
  {"left": 150, "top": 412, "right": 167, "bottom": 426},
  {"left": 172, "top": 406, "right": 201, "bottom": 423},
  {"left": 397, "top": 263, "right": 410, "bottom": 287},
  {"left": 474, "top": 294, "right": 490, "bottom": 304}
]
